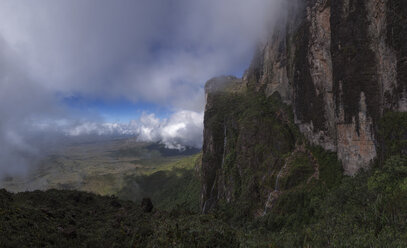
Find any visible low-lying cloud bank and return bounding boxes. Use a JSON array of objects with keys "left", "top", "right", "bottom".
[
  {"left": 1, "top": 110, "right": 203, "bottom": 178},
  {"left": 63, "top": 111, "right": 204, "bottom": 149}
]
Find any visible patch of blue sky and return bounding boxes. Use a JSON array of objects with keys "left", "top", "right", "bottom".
[{"left": 62, "top": 95, "right": 172, "bottom": 123}]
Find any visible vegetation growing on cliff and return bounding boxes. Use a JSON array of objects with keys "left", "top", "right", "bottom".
[
  {"left": 202, "top": 88, "right": 297, "bottom": 214},
  {"left": 202, "top": 87, "right": 407, "bottom": 247}
]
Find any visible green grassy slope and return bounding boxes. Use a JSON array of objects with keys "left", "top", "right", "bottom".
[{"left": 118, "top": 153, "right": 202, "bottom": 212}]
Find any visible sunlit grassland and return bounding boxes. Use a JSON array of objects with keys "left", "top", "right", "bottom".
[{"left": 0, "top": 138, "right": 201, "bottom": 204}]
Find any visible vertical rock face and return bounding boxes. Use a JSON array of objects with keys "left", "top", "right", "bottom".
[
  {"left": 201, "top": 77, "right": 243, "bottom": 212},
  {"left": 201, "top": 77, "right": 296, "bottom": 213},
  {"left": 386, "top": 0, "right": 407, "bottom": 112},
  {"left": 330, "top": 0, "right": 382, "bottom": 174},
  {"left": 243, "top": 0, "right": 406, "bottom": 175},
  {"left": 293, "top": 0, "right": 336, "bottom": 152},
  {"left": 201, "top": 0, "right": 407, "bottom": 212}
]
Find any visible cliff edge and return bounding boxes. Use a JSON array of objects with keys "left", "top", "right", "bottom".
[{"left": 201, "top": 0, "right": 407, "bottom": 213}]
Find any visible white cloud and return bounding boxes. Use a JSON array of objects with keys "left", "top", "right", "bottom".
[{"left": 60, "top": 111, "right": 204, "bottom": 149}]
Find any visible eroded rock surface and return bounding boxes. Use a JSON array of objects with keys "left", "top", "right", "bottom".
[{"left": 243, "top": 0, "right": 406, "bottom": 175}]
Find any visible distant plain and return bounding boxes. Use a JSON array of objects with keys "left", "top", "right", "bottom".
[{"left": 0, "top": 138, "right": 200, "bottom": 208}]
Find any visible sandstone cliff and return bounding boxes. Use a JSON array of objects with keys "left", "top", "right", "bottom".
[
  {"left": 201, "top": 0, "right": 407, "bottom": 213},
  {"left": 246, "top": 0, "right": 407, "bottom": 175}
]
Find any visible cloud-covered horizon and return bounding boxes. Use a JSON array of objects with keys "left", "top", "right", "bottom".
[
  {"left": 55, "top": 110, "right": 204, "bottom": 149},
  {"left": 0, "top": 0, "right": 285, "bottom": 177}
]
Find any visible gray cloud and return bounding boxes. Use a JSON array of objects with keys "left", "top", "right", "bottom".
[
  {"left": 0, "top": 36, "right": 60, "bottom": 176},
  {"left": 0, "top": 0, "right": 285, "bottom": 177},
  {"left": 0, "top": 0, "right": 284, "bottom": 108}
]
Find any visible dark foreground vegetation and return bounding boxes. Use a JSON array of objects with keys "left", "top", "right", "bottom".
[
  {"left": 1, "top": 157, "right": 407, "bottom": 247},
  {"left": 0, "top": 111, "right": 406, "bottom": 247},
  {"left": 0, "top": 189, "right": 238, "bottom": 247}
]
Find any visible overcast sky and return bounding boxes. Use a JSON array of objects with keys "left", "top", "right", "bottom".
[{"left": 0, "top": 0, "right": 284, "bottom": 176}]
